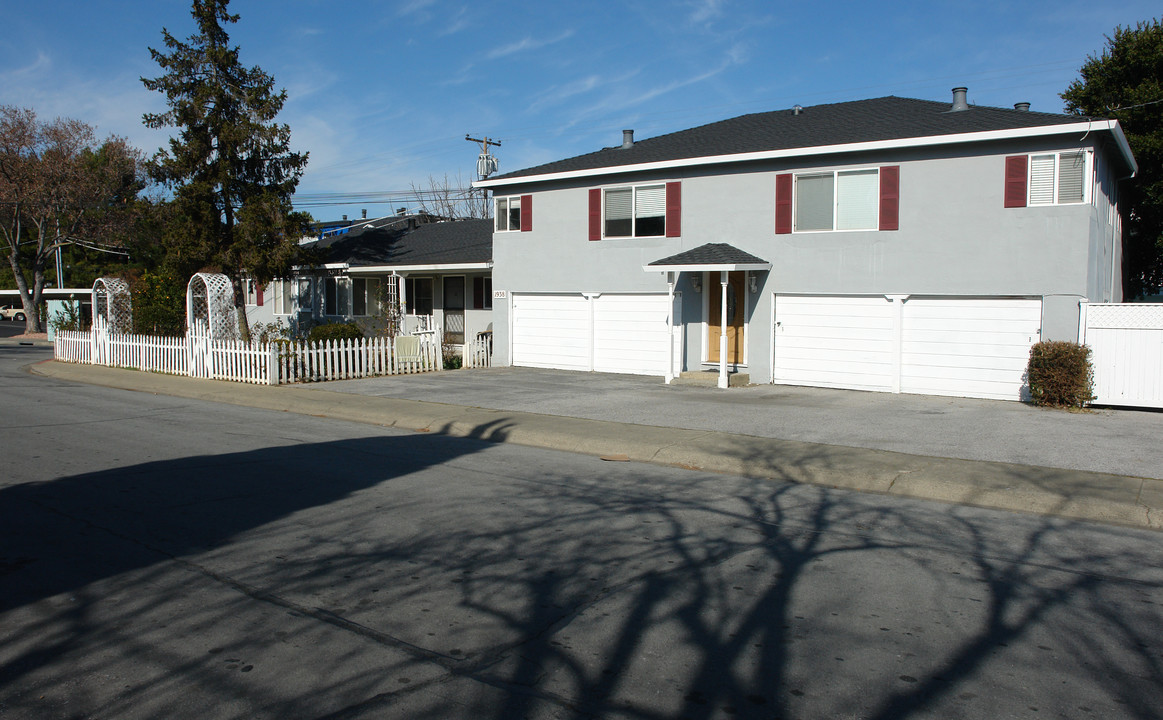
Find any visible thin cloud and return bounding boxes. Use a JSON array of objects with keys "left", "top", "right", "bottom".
[
  {"left": 398, "top": 0, "right": 437, "bottom": 18},
  {"left": 689, "top": 0, "right": 726, "bottom": 24},
  {"left": 438, "top": 6, "right": 472, "bottom": 36},
  {"left": 485, "top": 30, "right": 574, "bottom": 60}
]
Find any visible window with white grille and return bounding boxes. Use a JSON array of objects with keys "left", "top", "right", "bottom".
[{"left": 1028, "top": 151, "right": 1088, "bottom": 206}]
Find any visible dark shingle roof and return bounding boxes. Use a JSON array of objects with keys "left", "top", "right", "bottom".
[
  {"left": 310, "top": 218, "right": 493, "bottom": 267},
  {"left": 649, "top": 243, "right": 769, "bottom": 267},
  {"left": 491, "top": 96, "right": 1096, "bottom": 181}
]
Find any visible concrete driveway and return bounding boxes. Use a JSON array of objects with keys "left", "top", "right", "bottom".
[{"left": 316, "top": 366, "right": 1163, "bottom": 480}]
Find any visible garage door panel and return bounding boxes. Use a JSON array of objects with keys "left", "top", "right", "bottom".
[
  {"left": 513, "top": 293, "right": 675, "bottom": 376},
  {"left": 513, "top": 294, "right": 590, "bottom": 371},
  {"left": 901, "top": 298, "right": 1041, "bottom": 401},
  {"left": 774, "top": 295, "right": 895, "bottom": 391},
  {"left": 594, "top": 294, "right": 671, "bottom": 375}
]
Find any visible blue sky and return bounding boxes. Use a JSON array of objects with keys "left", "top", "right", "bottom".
[{"left": 2, "top": 1, "right": 1158, "bottom": 221}]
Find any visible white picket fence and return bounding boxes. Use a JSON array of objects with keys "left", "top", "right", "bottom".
[
  {"left": 1079, "top": 302, "right": 1163, "bottom": 408},
  {"left": 54, "top": 329, "right": 454, "bottom": 385},
  {"left": 464, "top": 332, "right": 493, "bottom": 369}
]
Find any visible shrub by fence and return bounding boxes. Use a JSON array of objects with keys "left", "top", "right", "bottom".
[{"left": 1026, "top": 341, "right": 1094, "bottom": 408}]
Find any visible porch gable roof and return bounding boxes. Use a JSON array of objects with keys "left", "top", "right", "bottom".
[{"left": 644, "top": 243, "right": 771, "bottom": 273}]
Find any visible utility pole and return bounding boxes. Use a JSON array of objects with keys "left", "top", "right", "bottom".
[{"left": 467, "top": 134, "right": 501, "bottom": 218}]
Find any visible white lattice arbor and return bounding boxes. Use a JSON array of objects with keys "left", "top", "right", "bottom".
[
  {"left": 186, "top": 273, "right": 239, "bottom": 340},
  {"left": 92, "top": 277, "right": 133, "bottom": 333}
]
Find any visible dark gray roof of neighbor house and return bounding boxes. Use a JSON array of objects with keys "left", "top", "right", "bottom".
[
  {"left": 309, "top": 218, "right": 493, "bottom": 267},
  {"left": 648, "top": 243, "right": 770, "bottom": 267},
  {"left": 490, "top": 95, "right": 1100, "bottom": 181}
]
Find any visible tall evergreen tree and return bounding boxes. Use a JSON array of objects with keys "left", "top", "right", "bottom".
[
  {"left": 1063, "top": 19, "right": 1163, "bottom": 299},
  {"left": 142, "top": 0, "right": 311, "bottom": 340}
]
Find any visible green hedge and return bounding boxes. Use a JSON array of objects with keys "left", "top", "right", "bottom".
[
  {"left": 308, "top": 322, "right": 364, "bottom": 344},
  {"left": 1026, "top": 341, "right": 1094, "bottom": 408}
]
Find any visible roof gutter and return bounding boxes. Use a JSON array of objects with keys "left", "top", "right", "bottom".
[
  {"left": 475, "top": 120, "right": 1138, "bottom": 188},
  {"left": 643, "top": 262, "right": 771, "bottom": 273},
  {"left": 346, "top": 262, "right": 493, "bottom": 274}
]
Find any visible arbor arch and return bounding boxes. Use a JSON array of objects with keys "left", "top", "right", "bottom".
[
  {"left": 91, "top": 277, "right": 132, "bottom": 333},
  {"left": 186, "top": 273, "right": 238, "bottom": 340}
]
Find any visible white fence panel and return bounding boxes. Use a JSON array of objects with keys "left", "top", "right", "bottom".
[
  {"left": 465, "top": 332, "right": 493, "bottom": 369},
  {"left": 53, "top": 328, "right": 468, "bottom": 386},
  {"left": 1080, "top": 303, "right": 1163, "bottom": 408}
]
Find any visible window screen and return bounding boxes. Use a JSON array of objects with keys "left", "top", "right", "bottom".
[
  {"left": 836, "top": 170, "right": 878, "bottom": 230},
  {"left": 795, "top": 174, "right": 834, "bottom": 231}
]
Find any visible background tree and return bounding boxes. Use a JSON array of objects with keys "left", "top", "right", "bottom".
[
  {"left": 0, "top": 106, "right": 144, "bottom": 333},
  {"left": 1063, "top": 18, "right": 1163, "bottom": 299},
  {"left": 142, "top": 0, "right": 311, "bottom": 341}
]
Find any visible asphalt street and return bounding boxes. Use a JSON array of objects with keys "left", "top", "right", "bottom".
[{"left": 3, "top": 344, "right": 1162, "bottom": 719}]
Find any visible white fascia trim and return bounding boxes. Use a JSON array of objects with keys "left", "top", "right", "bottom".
[
  {"left": 1109, "top": 122, "right": 1138, "bottom": 177},
  {"left": 322, "top": 263, "right": 350, "bottom": 270},
  {"left": 347, "top": 262, "right": 493, "bottom": 274},
  {"left": 476, "top": 121, "right": 1133, "bottom": 188},
  {"left": 644, "top": 262, "right": 771, "bottom": 273}
]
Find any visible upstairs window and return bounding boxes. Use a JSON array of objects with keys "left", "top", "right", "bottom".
[
  {"left": 604, "top": 185, "right": 665, "bottom": 237},
  {"left": 794, "top": 169, "right": 879, "bottom": 231},
  {"left": 1030, "top": 151, "right": 1087, "bottom": 205},
  {"left": 495, "top": 195, "right": 531, "bottom": 231},
  {"left": 1005, "top": 151, "right": 1089, "bottom": 207}
]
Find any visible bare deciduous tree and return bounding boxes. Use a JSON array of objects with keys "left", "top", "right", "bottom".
[
  {"left": 410, "top": 172, "right": 490, "bottom": 220},
  {"left": 0, "top": 106, "right": 144, "bottom": 333}
]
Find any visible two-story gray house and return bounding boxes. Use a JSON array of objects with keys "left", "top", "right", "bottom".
[{"left": 475, "top": 89, "right": 1136, "bottom": 401}]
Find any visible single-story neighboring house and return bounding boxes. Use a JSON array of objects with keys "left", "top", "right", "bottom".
[
  {"left": 245, "top": 214, "right": 494, "bottom": 349},
  {"left": 474, "top": 88, "right": 1137, "bottom": 400}
]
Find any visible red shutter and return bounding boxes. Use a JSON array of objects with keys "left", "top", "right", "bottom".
[
  {"left": 775, "top": 173, "right": 792, "bottom": 234},
  {"left": 520, "top": 194, "right": 532, "bottom": 231},
  {"left": 256, "top": 283, "right": 264, "bottom": 306},
  {"left": 588, "top": 188, "right": 601, "bottom": 241},
  {"left": 665, "top": 181, "right": 681, "bottom": 237},
  {"left": 878, "top": 165, "right": 899, "bottom": 231},
  {"left": 1004, "top": 155, "right": 1027, "bottom": 208},
  {"left": 472, "top": 277, "right": 484, "bottom": 309}
]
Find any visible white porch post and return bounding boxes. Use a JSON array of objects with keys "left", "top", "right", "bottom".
[
  {"left": 665, "top": 271, "right": 676, "bottom": 384},
  {"left": 718, "top": 270, "right": 729, "bottom": 389}
]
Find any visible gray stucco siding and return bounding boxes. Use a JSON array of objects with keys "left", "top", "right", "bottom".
[{"left": 491, "top": 137, "right": 1121, "bottom": 376}]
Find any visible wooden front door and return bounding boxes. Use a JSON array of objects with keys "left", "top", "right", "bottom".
[{"left": 708, "top": 271, "right": 745, "bottom": 363}]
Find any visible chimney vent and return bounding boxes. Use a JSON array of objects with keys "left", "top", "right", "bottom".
[
  {"left": 951, "top": 87, "right": 969, "bottom": 112},
  {"left": 1014, "top": 102, "right": 1030, "bottom": 112},
  {"left": 361, "top": 208, "right": 367, "bottom": 219},
  {"left": 793, "top": 105, "right": 803, "bottom": 116},
  {"left": 342, "top": 214, "right": 347, "bottom": 221},
  {"left": 622, "top": 129, "right": 634, "bottom": 149}
]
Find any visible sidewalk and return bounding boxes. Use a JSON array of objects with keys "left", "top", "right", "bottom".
[{"left": 28, "top": 358, "right": 1163, "bottom": 531}]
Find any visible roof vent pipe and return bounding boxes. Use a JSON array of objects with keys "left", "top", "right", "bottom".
[
  {"left": 793, "top": 105, "right": 803, "bottom": 115},
  {"left": 342, "top": 214, "right": 348, "bottom": 221},
  {"left": 1014, "top": 102, "right": 1030, "bottom": 112},
  {"left": 622, "top": 129, "right": 634, "bottom": 148},
  {"left": 951, "top": 87, "right": 969, "bottom": 111},
  {"left": 361, "top": 208, "right": 367, "bottom": 219}
]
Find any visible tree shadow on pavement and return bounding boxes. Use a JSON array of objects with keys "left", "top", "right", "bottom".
[{"left": 2, "top": 424, "right": 1162, "bottom": 719}]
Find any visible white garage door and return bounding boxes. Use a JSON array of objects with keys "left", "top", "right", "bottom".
[
  {"left": 901, "top": 298, "right": 1042, "bottom": 401},
  {"left": 773, "top": 295, "right": 897, "bottom": 392},
  {"left": 512, "top": 294, "right": 590, "bottom": 371},
  {"left": 593, "top": 294, "right": 674, "bottom": 375},
  {"left": 512, "top": 293, "right": 678, "bottom": 376}
]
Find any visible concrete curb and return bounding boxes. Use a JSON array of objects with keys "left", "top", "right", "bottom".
[{"left": 28, "top": 359, "right": 1163, "bottom": 531}]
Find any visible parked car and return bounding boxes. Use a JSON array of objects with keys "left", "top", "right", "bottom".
[{"left": 0, "top": 305, "right": 26, "bottom": 321}]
